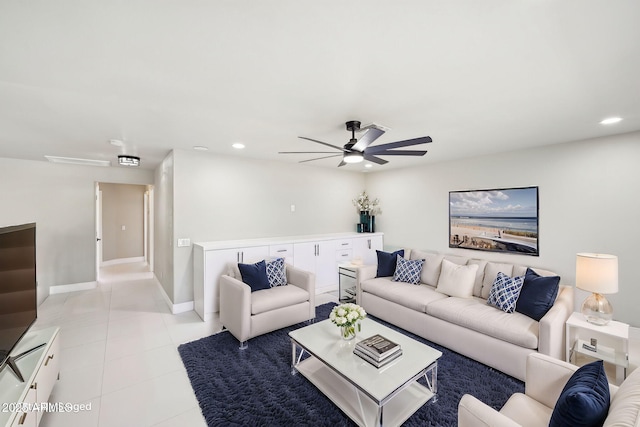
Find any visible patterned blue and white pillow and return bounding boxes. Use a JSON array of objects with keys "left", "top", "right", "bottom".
[
  {"left": 487, "top": 272, "right": 525, "bottom": 313},
  {"left": 392, "top": 255, "right": 424, "bottom": 285},
  {"left": 265, "top": 257, "right": 287, "bottom": 287}
]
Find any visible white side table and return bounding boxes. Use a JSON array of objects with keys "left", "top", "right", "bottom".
[{"left": 566, "top": 312, "right": 629, "bottom": 385}]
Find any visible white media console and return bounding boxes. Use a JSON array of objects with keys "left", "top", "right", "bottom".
[{"left": 0, "top": 327, "right": 60, "bottom": 427}]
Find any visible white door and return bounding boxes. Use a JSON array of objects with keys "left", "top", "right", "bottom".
[{"left": 95, "top": 186, "right": 102, "bottom": 280}]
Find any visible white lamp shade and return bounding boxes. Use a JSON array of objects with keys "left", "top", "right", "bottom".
[{"left": 576, "top": 253, "right": 618, "bottom": 294}]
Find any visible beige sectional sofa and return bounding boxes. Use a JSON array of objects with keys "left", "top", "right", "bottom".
[{"left": 356, "top": 249, "right": 574, "bottom": 381}]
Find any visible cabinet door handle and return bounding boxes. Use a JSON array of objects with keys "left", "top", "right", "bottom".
[
  {"left": 277, "top": 249, "right": 287, "bottom": 253},
  {"left": 30, "top": 382, "right": 37, "bottom": 390},
  {"left": 18, "top": 413, "right": 27, "bottom": 425},
  {"left": 341, "top": 254, "right": 348, "bottom": 257},
  {"left": 341, "top": 243, "right": 348, "bottom": 246},
  {"left": 368, "top": 239, "right": 371, "bottom": 249},
  {"left": 45, "top": 354, "right": 54, "bottom": 366}
]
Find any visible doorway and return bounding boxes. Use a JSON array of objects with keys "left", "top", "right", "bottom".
[{"left": 95, "top": 183, "right": 154, "bottom": 282}]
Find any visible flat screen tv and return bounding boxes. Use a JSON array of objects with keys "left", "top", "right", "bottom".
[{"left": 0, "top": 223, "right": 38, "bottom": 381}]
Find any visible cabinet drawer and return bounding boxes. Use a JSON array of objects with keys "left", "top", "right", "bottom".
[
  {"left": 336, "top": 249, "right": 353, "bottom": 262},
  {"left": 269, "top": 244, "right": 293, "bottom": 258},
  {"left": 335, "top": 240, "right": 353, "bottom": 249}
]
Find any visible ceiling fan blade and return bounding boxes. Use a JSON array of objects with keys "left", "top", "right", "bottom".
[
  {"left": 298, "top": 136, "right": 346, "bottom": 152},
  {"left": 365, "top": 136, "right": 432, "bottom": 153},
  {"left": 363, "top": 154, "right": 389, "bottom": 165},
  {"left": 351, "top": 127, "right": 385, "bottom": 152},
  {"left": 298, "top": 154, "right": 342, "bottom": 163},
  {"left": 279, "top": 151, "right": 341, "bottom": 154},
  {"left": 337, "top": 160, "right": 347, "bottom": 167},
  {"left": 368, "top": 150, "right": 428, "bottom": 156}
]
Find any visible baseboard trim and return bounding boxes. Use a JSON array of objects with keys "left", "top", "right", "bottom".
[
  {"left": 155, "top": 279, "right": 194, "bottom": 314},
  {"left": 101, "top": 256, "right": 145, "bottom": 267},
  {"left": 49, "top": 281, "right": 98, "bottom": 294}
]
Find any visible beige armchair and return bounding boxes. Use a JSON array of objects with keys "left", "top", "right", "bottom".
[
  {"left": 219, "top": 264, "right": 315, "bottom": 349},
  {"left": 458, "top": 352, "right": 640, "bottom": 427}
]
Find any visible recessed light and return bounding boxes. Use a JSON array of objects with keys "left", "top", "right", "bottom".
[
  {"left": 232, "top": 143, "right": 245, "bottom": 149},
  {"left": 600, "top": 117, "right": 622, "bottom": 125},
  {"left": 364, "top": 163, "right": 373, "bottom": 168},
  {"left": 193, "top": 146, "right": 209, "bottom": 151},
  {"left": 109, "top": 139, "right": 124, "bottom": 147}
]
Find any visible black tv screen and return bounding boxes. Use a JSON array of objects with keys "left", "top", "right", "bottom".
[{"left": 0, "top": 223, "right": 37, "bottom": 369}]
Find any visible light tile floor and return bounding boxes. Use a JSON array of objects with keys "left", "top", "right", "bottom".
[
  {"left": 34, "top": 261, "right": 339, "bottom": 427},
  {"left": 33, "top": 261, "right": 639, "bottom": 426}
]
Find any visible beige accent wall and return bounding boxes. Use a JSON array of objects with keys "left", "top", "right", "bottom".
[
  {"left": 99, "top": 183, "right": 146, "bottom": 262},
  {"left": 365, "top": 131, "right": 640, "bottom": 327}
]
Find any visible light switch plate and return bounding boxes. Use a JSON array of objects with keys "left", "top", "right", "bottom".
[{"left": 177, "top": 238, "right": 191, "bottom": 247}]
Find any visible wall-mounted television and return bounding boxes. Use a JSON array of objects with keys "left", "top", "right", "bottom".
[
  {"left": 0, "top": 223, "right": 38, "bottom": 381},
  {"left": 449, "top": 186, "right": 539, "bottom": 256}
]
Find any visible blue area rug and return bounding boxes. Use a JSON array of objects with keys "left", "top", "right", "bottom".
[{"left": 178, "top": 303, "right": 523, "bottom": 426}]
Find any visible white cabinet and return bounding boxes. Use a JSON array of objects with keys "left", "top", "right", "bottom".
[
  {"left": 0, "top": 327, "right": 60, "bottom": 427},
  {"left": 352, "top": 235, "right": 384, "bottom": 265},
  {"left": 193, "top": 233, "right": 383, "bottom": 321},
  {"left": 194, "top": 245, "right": 269, "bottom": 321}
]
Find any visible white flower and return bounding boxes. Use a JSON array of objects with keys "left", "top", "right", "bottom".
[{"left": 337, "top": 308, "right": 346, "bottom": 317}]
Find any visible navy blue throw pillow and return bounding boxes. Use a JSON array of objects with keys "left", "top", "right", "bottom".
[
  {"left": 515, "top": 268, "right": 560, "bottom": 321},
  {"left": 376, "top": 249, "right": 405, "bottom": 277},
  {"left": 549, "top": 360, "right": 610, "bottom": 427},
  {"left": 238, "top": 260, "right": 270, "bottom": 292}
]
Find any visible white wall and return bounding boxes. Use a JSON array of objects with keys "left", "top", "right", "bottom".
[
  {"left": 365, "top": 131, "right": 640, "bottom": 327},
  {"left": 153, "top": 152, "right": 175, "bottom": 303},
  {"left": 168, "top": 149, "right": 366, "bottom": 304},
  {"left": 0, "top": 158, "right": 154, "bottom": 304}
]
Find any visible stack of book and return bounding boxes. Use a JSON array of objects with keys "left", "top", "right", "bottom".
[{"left": 353, "top": 334, "right": 402, "bottom": 368}]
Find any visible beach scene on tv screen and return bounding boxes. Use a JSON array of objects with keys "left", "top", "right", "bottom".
[{"left": 449, "top": 187, "right": 539, "bottom": 255}]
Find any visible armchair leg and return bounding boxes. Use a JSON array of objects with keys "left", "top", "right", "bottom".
[{"left": 239, "top": 341, "right": 248, "bottom": 350}]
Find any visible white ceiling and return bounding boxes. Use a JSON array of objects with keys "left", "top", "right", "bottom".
[{"left": 1, "top": 1, "right": 639, "bottom": 171}]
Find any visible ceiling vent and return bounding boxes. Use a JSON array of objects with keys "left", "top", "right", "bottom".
[{"left": 45, "top": 155, "right": 111, "bottom": 167}]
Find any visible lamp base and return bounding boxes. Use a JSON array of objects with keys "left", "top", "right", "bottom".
[{"left": 581, "top": 293, "right": 613, "bottom": 326}]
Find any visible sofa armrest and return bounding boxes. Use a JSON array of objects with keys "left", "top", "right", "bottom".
[
  {"left": 355, "top": 264, "right": 377, "bottom": 304},
  {"left": 286, "top": 264, "right": 315, "bottom": 319},
  {"left": 219, "top": 275, "right": 252, "bottom": 342},
  {"left": 538, "top": 285, "right": 573, "bottom": 360},
  {"left": 524, "top": 353, "right": 578, "bottom": 409},
  {"left": 458, "top": 394, "right": 522, "bottom": 427}
]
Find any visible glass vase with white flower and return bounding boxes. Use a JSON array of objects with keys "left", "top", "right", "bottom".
[{"left": 329, "top": 303, "right": 367, "bottom": 340}]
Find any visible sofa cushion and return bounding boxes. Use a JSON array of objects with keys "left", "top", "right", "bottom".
[
  {"left": 515, "top": 268, "right": 560, "bottom": 321},
  {"left": 426, "top": 296, "right": 539, "bottom": 349},
  {"left": 266, "top": 257, "right": 287, "bottom": 287},
  {"left": 238, "top": 260, "right": 271, "bottom": 292},
  {"left": 487, "top": 272, "right": 525, "bottom": 313},
  {"left": 550, "top": 360, "right": 610, "bottom": 427},
  {"left": 436, "top": 259, "right": 478, "bottom": 298},
  {"left": 251, "top": 284, "right": 309, "bottom": 315},
  {"left": 481, "top": 262, "right": 515, "bottom": 299},
  {"left": 376, "top": 249, "right": 405, "bottom": 277},
  {"left": 392, "top": 256, "right": 424, "bottom": 285},
  {"left": 410, "top": 250, "right": 443, "bottom": 286},
  {"left": 467, "top": 259, "right": 487, "bottom": 297},
  {"left": 361, "top": 278, "right": 448, "bottom": 313},
  {"left": 604, "top": 364, "right": 640, "bottom": 426}
]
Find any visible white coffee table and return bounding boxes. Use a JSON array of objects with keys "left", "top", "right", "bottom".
[{"left": 289, "top": 318, "right": 442, "bottom": 427}]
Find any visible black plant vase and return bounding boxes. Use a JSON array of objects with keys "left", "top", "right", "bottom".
[{"left": 359, "top": 211, "right": 370, "bottom": 232}]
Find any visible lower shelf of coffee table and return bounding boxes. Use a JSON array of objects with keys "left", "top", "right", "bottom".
[{"left": 295, "top": 356, "right": 433, "bottom": 427}]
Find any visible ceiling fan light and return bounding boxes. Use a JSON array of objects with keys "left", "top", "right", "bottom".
[{"left": 343, "top": 152, "right": 363, "bottom": 163}]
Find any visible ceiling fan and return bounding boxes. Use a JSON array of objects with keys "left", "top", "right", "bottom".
[{"left": 279, "top": 120, "right": 432, "bottom": 167}]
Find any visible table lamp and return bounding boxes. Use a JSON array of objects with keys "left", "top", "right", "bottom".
[{"left": 576, "top": 253, "right": 618, "bottom": 326}]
